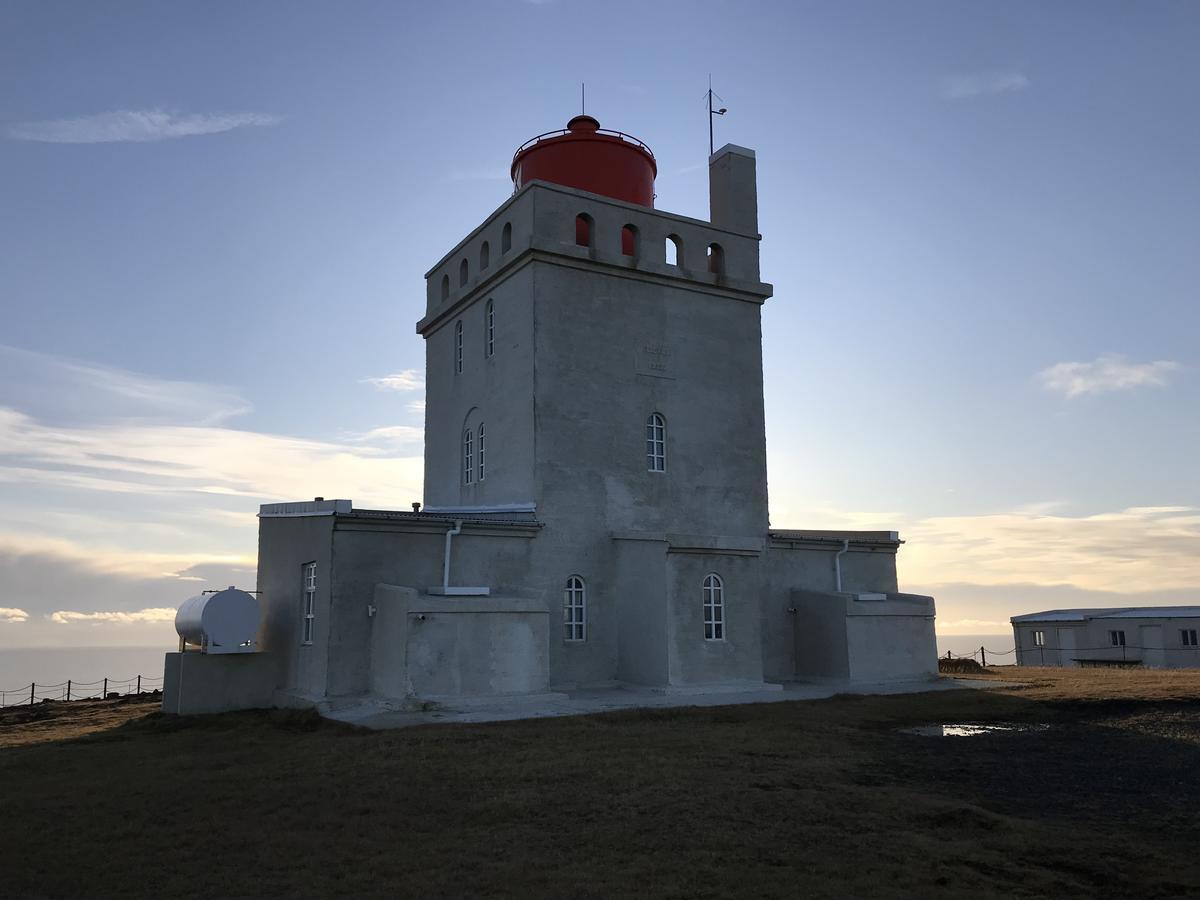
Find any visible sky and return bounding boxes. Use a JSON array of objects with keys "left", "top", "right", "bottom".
[{"left": 1, "top": 0, "right": 1197, "bottom": 648}]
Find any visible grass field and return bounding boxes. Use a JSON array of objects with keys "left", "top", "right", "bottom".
[{"left": 1, "top": 668, "right": 1198, "bottom": 898}]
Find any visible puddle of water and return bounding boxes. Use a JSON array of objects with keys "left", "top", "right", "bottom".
[{"left": 900, "top": 723, "right": 1049, "bottom": 737}]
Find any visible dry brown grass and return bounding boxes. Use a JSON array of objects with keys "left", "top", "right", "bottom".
[
  {"left": 0, "top": 697, "right": 160, "bottom": 749},
  {"left": 1, "top": 671, "right": 1199, "bottom": 898},
  {"left": 953, "top": 665, "right": 1200, "bottom": 703}
]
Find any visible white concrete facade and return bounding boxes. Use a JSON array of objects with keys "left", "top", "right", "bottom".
[
  {"left": 171, "top": 137, "right": 939, "bottom": 716},
  {"left": 1013, "top": 607, "right": 1200, "bottom": 668}
]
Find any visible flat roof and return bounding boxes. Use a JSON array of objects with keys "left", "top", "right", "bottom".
[{"left": 1012, "top": 606, "right": 1200, "bottom": 624}]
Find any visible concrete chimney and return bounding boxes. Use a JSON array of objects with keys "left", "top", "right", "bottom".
[{"left": 708, "top": 144, "right": 758, "bottom": 236}]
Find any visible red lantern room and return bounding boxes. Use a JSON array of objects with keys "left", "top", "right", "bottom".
[{"left": 511, "top": 116, "right": 657, "bottom": 209}]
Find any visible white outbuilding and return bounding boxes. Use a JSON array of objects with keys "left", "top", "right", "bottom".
[{"left": 1012, "top": 607, "right": 1200, "bottom": 668}]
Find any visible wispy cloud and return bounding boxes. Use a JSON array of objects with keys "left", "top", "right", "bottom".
[
  {"left": 49, "top": 607, "right": 176, "bottom": 625},
  {"left": 902, "top": 505, "right": 1200, "bottom": 593},
  {"left": 0, "top": 607, "right": 29, "bottom": 624},
  {"left": 7, "top": 109, "right": 282, "bottom": 144},
  {"left": 1038, "top": 353, "right": 1180, "bottom": 398},
  {"left": 941, "top": 71, "right": 1030, "bottom": 101},
  {"left": 936, "top": 618, "right": 1012, "bottom": 634},
  {"left": 362, "top": 370, "right": 424, "bottom": 392},
  {"left": 0, "top": 344, "right": 250, "bottom": 426}
]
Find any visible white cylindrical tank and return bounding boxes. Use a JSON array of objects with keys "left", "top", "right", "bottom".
[{"left": 175, "top": 586, "right": 260, "bottom": 653}]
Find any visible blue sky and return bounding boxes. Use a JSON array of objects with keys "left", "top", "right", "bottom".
[{"left": 1, "top": 1, "right": 1197, "bottom": 646}]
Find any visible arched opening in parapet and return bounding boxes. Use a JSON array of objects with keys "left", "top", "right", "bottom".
[
  {"left": 665, "top": 234, "right": 682, "bottom": 266},
  {"left": 501, "top": 222, "right": 512, "bottom": 254},
  {"left": 459, "top": 258, "right": 469, "bottom": 287},
  {"left": 575, "top": 213, "right": 594, "bottom": 249},
  {"left": 440, "top": 274, "right": 450, "bottom": 301},
  {"left": 479, "top": 241, "right": 490, "bottom": 271},
  {"left": 621, "top": 224, "right": 638, "bottom": 257},
  {"left": 707, "top": 242, "right": 724, "bottom": 275}
]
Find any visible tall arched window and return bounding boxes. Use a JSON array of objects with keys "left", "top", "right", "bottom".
[
  {"left": 575, "top": 213, "right": 593, "bottom": 248},
  {"left": 459, "top": 258, "right": 470, "bottom": 287},
  {"left": 646, "top": 413, "right": 666, "bottom": 472},
  {"left": 454, "top": 320, "right": 464, "bottom": 374},
  {"left": 501, "top": 222, "right": 512, "bottom": 253},
  {"left": 564, "top": 575, "right": 586, "bottom": 642},
  {"left": 665, "top": 234, "right": 682, "bottom": 266},
  {"left": 477, "top": 422, "right": 486, "bottom": 482},
  {"left": 621, "top": 224, "right": 638, "bottom": 257},
  {"left": 703, "top": 574, "right": 724, "bottom": 641},
  {"left": 441, "top": 274, "right": 450, "bottom": 301},
  {"left": 479, "top": 241, "right": 490, "bottom": 271},
  {"left": 485, "top": 298, "right": 495, "bottom": 358},
  {"left": 707, "top": 243, "right": 724, "bottom": 275},
  {"left": 463, "top": 428, "right": 474, "bottom": 485}
]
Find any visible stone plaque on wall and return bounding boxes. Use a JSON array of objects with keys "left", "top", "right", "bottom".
[{"left": 635, "top": 342, "right": 675, "bottom": 379}]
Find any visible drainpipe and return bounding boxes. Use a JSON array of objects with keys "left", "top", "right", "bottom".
[
  {"left": 442, "top": 520, "right": 463, "bottom": 592},
  {"left": 833, "top": 539, "right": 850, "bottom": 593}
]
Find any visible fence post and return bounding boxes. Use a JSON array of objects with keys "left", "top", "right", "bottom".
[
  {"left": 981, "top": 646, "right": 987, "bottom": 667},
  {"left": 67, "top": 680, "right": 71, "bottom": 702},
  {"left": 136, "top": 675, "right": 141, "bottom": 695},
  {"left": 102, "top": 677, "right": 107, "bottom": 699},
  {"left": 30, "top": 682, "right": 35, "bottom": 706}
]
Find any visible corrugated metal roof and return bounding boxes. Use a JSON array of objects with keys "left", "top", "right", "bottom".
[{"left": 1012, "top": 606, "right": 1200, "bottom": 623}]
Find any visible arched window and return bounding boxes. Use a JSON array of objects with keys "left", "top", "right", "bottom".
[
  {"left": 703, "top": 574, "right": 724, "bottom": 641},
  {"left": 646, "top": 413, "right": 666, "bottom": 472},
  {"left": 621, "top": 224, "right": 638, "bottom": 257},
  {"left": 454, "top": 320, "right": 464, "bottom": 374},
  {"left": 665, "top": 234, "right": 682, "bottom": 266},
  {"left": 564, "top": 575, "right": 586, "bottom": 642},
  {"left": 485, "top": 298, "right": 495, "bottom": 358},
  {"left": 462, "top": 428, "right": 474, "bottom": 485},
  {"left": 575, "top": 213, "right": 593, "bottom": 249},
  {"left": 479, "top": 241, "right": 490, "bottom": 271},
  {"left": 459, "top": 258, "right": 469, "bottom": 287},
  {"left": 501, "top": 222, "right": 512, "bottom": 253},
  {"left": 707, "top": 243, "right": 724, "bottom": 275},
  {"left": 477, "top": 422, "right": 486, "bottom": 482},
  {"left": 440, "top": 274, "right": 450, "bottom": 301}
]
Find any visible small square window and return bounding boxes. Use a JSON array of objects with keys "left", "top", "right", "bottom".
[
  {"left": 1109, "top": 630, "right": 1126, "bottom": 647},
  {"left": 1182, "top": 629, "right": 1198, "bottom": 647}
]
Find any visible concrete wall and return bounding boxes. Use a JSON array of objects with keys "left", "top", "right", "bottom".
[
  {"left": 790, "top": 590, "right": 936, "bottom": 682},
  {"left": 369, "top": 585, "right": 550, "bottom": 700},
  {"left": 327, "top": 519, "right": 539, "bottom": 697},
  {"left": 422, "top": 264, "right": 537, "bottom": 508},
  {"left": 256, "top": 508, "right": 337, "bottom": 700},
  {"left": 762, "top": 543, "right": 900, "bottom": 682},
  {"left": 665, "top": 551, "right": 766, "bottom": 687},
  {"left": 612, "top": 537, "right": 669, "bottom": 686},
  {"left": 162, "top": 652, "right": 276, "bottom": 715}
]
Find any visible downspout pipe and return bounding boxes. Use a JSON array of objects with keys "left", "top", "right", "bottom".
[
  {"left": 833, "top": 539, "right": 850, "bottom": 593},
  {"left": 442, "top": 520, "right": 463, "bottom": 592}
]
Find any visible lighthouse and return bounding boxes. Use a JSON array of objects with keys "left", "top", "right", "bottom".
[{"left": 214, "top": 109, "right": 940, "bottom": 715}]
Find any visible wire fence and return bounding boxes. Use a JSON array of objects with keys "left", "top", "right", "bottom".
[
  {"left": 943, "top": 643, "right": 1195, "bottom": 666},
  {"left": 0, "top": 674, "right": 164, "bottom": 708}
]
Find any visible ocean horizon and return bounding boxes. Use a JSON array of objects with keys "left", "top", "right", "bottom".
[{"left": 1, "top": 632, "right": 1018, "bottom": 697}]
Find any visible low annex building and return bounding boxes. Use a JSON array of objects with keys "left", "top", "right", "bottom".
[
  {"left": 1013, "top": 607, "right": 1200, "bottom": 669},
  {"left": 168, "top": 114, "right": 939, "bottom": 714}
]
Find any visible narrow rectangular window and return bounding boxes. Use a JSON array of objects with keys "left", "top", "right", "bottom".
[
  {"left": 564, "top": 576, "right": 586, "bottom": 642},
  {"left": 478, "top": 423, "right": 486, "bottom": 482},
  {"left": 1033, "top": 630, "right": 1045, "bottom": 647},
  {"left": 463, "top": 429, "right": 474, "bottom": 485},
  {"left": 1182, "top": 629, "right": 1198, "bottom": 647},
  {"left": 703, "top": 574, "right": 724, "bottom": 641},
  {"left": 646, "top": 413, "right": 666, "bottom": 472},
  {"left": 302, "top": 562, "right": 316, "bottom": 645},
  {"left": 455, "top": 320, "right": 464, "bottom": 375},
  {"left": 486, "top": 299, "right": 495, "bottom": 358}
]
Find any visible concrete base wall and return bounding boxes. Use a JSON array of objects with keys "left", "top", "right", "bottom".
[
  {"left": 791, "top": 591, "right": 937, "bottom": 682},
  {"left": 371, "top": 584, "right": 551, "bottom": 700},
  {"left": 162, "top": 651, "right": 277, "bottom": 715}
]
